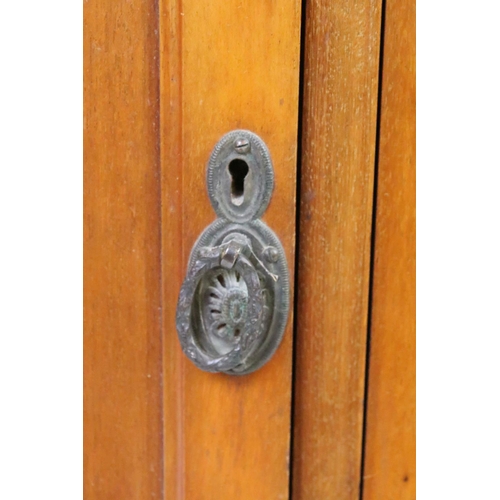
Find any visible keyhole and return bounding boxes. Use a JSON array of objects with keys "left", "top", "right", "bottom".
[{"left": 228, "top": 159, "right": 249, "bottom": 206}]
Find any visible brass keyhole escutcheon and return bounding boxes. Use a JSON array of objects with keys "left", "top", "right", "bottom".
[{"left": 176, "top": 130, "right": 290, "bottom": 375}]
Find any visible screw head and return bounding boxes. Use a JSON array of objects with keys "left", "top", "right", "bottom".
[
  {"left": 263, "top": 246, "right": 279, "bottom": 263},
  {"left": 234, "top": 138, "right": 250, "bottom": 154}
]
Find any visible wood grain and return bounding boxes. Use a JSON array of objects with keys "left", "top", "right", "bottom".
[
  {"left": 362, "top": 0, "right": 416, "bottom": 498},
  {"left": 292, "top": 1, "right": 383, "bottom": 498},
  {"left": 160, "top": 1, "right": 302, "bottom": 498},
  {"left": 83, "top": 1, "right": 162, "bottom": 498}
]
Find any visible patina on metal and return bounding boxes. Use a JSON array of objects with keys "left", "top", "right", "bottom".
[{"left": 176, "top": 130, "right": 289, "bottom": 375}]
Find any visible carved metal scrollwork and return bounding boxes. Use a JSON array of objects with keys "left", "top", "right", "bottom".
[{"left": 175, "top": 130, "right": 289, "bottom": 375}]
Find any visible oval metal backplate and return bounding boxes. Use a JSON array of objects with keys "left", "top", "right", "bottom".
[{"left": 176, "top": 130, "right": 289, "bottom": 375}]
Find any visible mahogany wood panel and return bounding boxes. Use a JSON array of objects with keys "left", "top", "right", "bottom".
[
  {"left": 160, "top": 1, "right": 302, "bottom": 498},
  {"left": 83, "top": 1, "right": 162, "bottom": 498},
  {"left": 292, "top": 1, "right": 383, "bottom": 498},
  {"left": 362, "top": 0, "right": 416, "bottom": 498}
]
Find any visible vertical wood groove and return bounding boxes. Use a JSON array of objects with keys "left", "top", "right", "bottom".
[
  {"left": 160, "top": 0, "right": 186, "bottom": 497},
  {"left": 358, "top": 0, "right": 387, "bottom": 496},
  {"left": 288, "top": 0, "right": 309, "bottom": 496},
  {"left": 361, "top": 0, "right": 416, "bottom": 497},
  {"left": 292, "top": 1, "right": 383, "bottom": 498}
]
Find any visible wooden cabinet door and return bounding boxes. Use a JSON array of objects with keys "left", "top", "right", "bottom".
[
  {"left": 159, "top": 2, "right": 301, "bottom": 498},
  {"left": 292, "top": 1, "right": 415, "bottom": 499},
  {"left": 85, "top": 0, "right": 301, "bottom": 498},
  {"left": 84, "top": 0, "right": 415, "bottom": 498}
]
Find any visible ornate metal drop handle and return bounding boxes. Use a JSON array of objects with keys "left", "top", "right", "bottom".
[{"left": 175, "top": 130, "right": 290, "bottom": 375}]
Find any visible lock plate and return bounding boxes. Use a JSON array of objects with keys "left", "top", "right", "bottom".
[
  {"left": 207, "top": 129, "right": 274, "bottom": 223},
  {"left": 176, "top": 131, "right": 289, "bottom": 375}
]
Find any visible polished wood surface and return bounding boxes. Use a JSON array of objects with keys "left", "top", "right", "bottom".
[
  {"left": 84, "top": 0, "right": 414, "bottom": 496},
  {"left": 292, "top": 1, "right": 383, "bottom": 498},
  {"left": 362, "top": 0, "right": 416, "bottom": 498},
  {"left": 159, "top": 0, "right": 302, "bottom": 498},
  {"left": 83, "top": 1, "right": 163, "bottom": 497}
]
